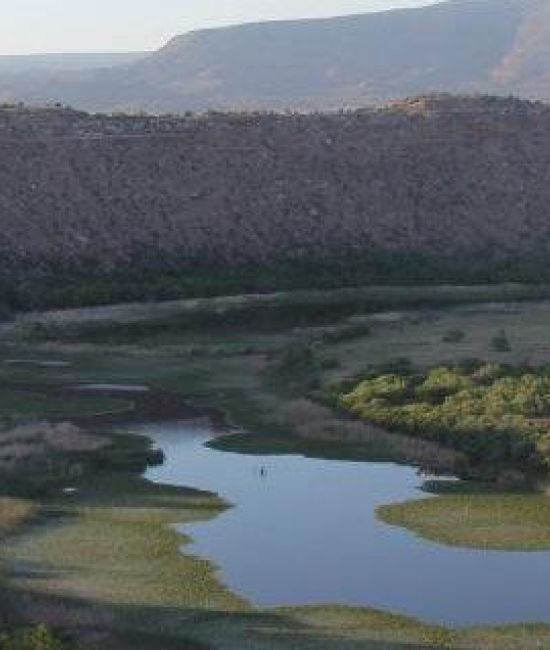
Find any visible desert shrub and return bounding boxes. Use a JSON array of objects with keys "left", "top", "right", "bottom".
[
  {"left": 319, "top": 357, "right": 340, "bottom": 370},
  {"left": 442, "top": 328, "right": 465, "bottom": 343},
  {"left": 0, "top": 498, "right": 34, "bottom": 536},
  {"left": 277, "top": 399, "right": 332, "bottom": 428},
  {"left": 371, "top": 357, "right": 414, "bottom": 377},
  {"left": 0, "top": 625, "right": 71, "bottom": 650},
  {"left": 491, "top": 330, "right": 512, "bottom": 352},
  {"left": 266, "top": 342, "right": 320, "bottom": 392},
  {"left": 318, "top": 323, "right": 371, "bottom": 344}
]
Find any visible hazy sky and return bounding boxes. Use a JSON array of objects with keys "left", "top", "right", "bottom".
[{"left": 2, "top": 0, "right": 438, "bottom": 55}]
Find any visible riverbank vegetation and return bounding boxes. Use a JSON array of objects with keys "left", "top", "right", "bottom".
[
  {"left": 378, "top": 492, "right": 550, "bottom": 550},
  {"left": 0, "top": 625, "right": 73, "bottom": 650},
  {"left": 0, "top": 499, "right": 33, "bottom": 536},
  {"left": 5, "top": 293, "right": 550, "bottom": 648},
  {"left": 340, "top": 362, "right": 550, "bottom": 477},
  {"left": 0, "top": 389, "right": 133, "bottom": 422},
  {"left": 10, "top": 283, "right": 550, "bottom": 342},
  {"left": 9, "top": 473, "right": 245, "bottom": 612}
]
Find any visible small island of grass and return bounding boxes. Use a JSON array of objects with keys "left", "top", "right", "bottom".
[{"left": 378, "top": 493, "right": 550, "bottom": 551}]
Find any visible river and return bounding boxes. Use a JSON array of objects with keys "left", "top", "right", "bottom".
[{"left": 140, "top": 418, "right": 550, "bottom": 627}]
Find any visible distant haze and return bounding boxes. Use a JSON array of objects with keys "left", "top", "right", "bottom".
[
  {"left": 1, "top": 0, "right": 549, "bottom": 114},
  {"left": 1, "top": 0, "right": 437, "bottom": 54}
]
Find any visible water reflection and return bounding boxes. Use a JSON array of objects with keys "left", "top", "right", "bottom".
[{"left": 142, "top": 420, "right": 550, "bottom": 627}]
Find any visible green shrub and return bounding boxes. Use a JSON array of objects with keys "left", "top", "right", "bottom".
[
  {"left": 340, "top": 363, "right": 550, "bottom": 473},
  {"left": 416, "top": 367, "right": 472, "bottom": 400},
  {"left": 442, "top": 328, "right": 465, "bottom": 343},
  {"left": 0, "top": 625, "right": 71, "bottom": 650}
]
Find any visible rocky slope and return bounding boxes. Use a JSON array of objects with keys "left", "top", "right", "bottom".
[{"left": 1, "top": 95, "right": 550, "bottom": 301}]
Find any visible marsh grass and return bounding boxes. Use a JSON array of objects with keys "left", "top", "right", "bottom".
[
  {"left": 0, "top": 625, "right": 73, "bottom": 650},
  {"left": 210, "top": 398, "right": 463, "bottom": 474},
  {"left": 378, "top": 494, "right": 550, "bottom": 550},
  {"left": 274, "top": 606, "right": 454, "bottom": 647},
  {"left": 0, "top": 498, "right": 35, "bottom": 627},
  {"left": 186, "top": 605, "right": 550, "bottom": 650},
  {"left": 7, "top": 474, "right": 247, "bottom": 612},
  {"left": 11, "top": 284, "right": 550, "bottom": 344},
  {"left": 0, "top": 389, "right": 133, "bottom": 421},
  {"left": 0, "top": 499, "right": 34, "bottom": 536},
  {"left": 7, "top": 296, "right": 550, "bottom": 648}
]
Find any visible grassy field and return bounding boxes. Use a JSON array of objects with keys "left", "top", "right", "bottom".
[
  {"left": 4, "top": 290, "right": 550, "bottom": 648},
  {"left": 318, "top": 301, "right": 550, "bottom": 381},
  {"left": 0, "top": 497, "right": 35, "bottom": 637},
  {"left": 7, "top": 283, "right": 550, "bottom": 344},
  {"left": 378, "top": 493, "right": 550, "bottom": 550}
]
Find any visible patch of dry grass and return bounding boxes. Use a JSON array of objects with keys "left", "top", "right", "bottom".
[
  {"left": 0, "top": 498, "right": 34, "bottom": 536},
  {"left": 278, "top": 398, "right": 464, "bottom": 473},
  {"left": 0, "top": 422, "right": 106, "bottom": 472}
]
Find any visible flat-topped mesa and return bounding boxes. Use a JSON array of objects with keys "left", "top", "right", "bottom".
[
  {"left": 1, "top": 94, "right": 549, "bottom": 139},
  {"left": 1, "top": 93, "right": 550, "bottom": 307},
  {"left": 0, "top": 93, "right": 550, "bottom": 137},
  {"left": 386, "top": 93, "right": 549, "bottom": 117}
]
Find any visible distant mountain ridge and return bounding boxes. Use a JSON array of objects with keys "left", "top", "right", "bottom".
[
  {"left": 0, "top": 53, "right": 145, "bottom": 75},
  {"left": 0, "top": 0, "right": 550, "bottom": 113}
]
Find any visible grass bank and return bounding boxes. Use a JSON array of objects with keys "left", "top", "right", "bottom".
[
  {"left": 10, "top": 283, "right": 550, "bottom": 344},
  {"left": 7, "top": 473, "right": 246, "bottom": 612},
  {"left": 378, "top": 492, "right": 550, "bottom": 551},
  {"left": 0, "top": 499, "right": 34, "bottom": 536},
  {"left": 0, "top": 388, "right": 133, "bottom": 421}
]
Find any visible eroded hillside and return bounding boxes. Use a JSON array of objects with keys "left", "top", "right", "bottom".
[{"left": 1, "top": 95, "right": 550, "bottom": 306}]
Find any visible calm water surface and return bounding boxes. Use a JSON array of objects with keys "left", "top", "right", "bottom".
[{"left": 142, "top": 420, "right": 550, "bottom": 627}]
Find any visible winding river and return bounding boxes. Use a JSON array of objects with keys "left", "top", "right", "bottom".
[{"left": 140, "top": 419, "right": 550, "bottom": 628}]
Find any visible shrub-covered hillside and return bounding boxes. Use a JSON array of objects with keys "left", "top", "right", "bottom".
[{"left": 3, "top": 95, "right": 550, "bottom": 307}]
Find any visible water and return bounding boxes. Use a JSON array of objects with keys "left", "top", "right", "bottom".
[
  {"left": 4, "top": 359, "right": 71, "bottom": 367},
  {"left": 76, "top": 383, "right": 150, "bottom": 392},
  {"left": 143, "top": 420, "right": 550, "bottom": 627}
]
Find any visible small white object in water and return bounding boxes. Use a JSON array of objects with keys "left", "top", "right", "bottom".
[{"left": 62, "top": 487, "right": 78, "bottom": 495}]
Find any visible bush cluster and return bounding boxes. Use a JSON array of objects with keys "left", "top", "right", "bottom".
[
  {"left": 0, "top": 626, "right": 71, "bottom": 650},
  {"left": 341, "top": 363, "right": 550, "bottom": 472}
]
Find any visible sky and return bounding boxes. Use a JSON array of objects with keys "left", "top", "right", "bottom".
[{"left": 2, "top": 0, "right": 438, "bottom": 55}]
